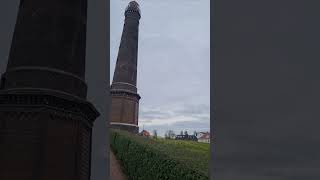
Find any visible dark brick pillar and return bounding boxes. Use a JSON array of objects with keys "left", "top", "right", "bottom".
[{"left": 0, "top": 0, "right": 99, "bottom": 180}]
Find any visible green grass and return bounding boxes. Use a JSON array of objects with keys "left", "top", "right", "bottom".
[
  {"left": 153, "top": 138, "right": 210, "bottom": 175},
  {"left": 110, "top": 129, "right": 210, "bottom": 180}
]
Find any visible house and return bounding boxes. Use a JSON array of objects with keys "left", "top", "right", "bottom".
[
  {"left": 195, "top": 132, "right": 207, "bottom": 139},
  {"left": 175, "top": 135, "right": 198, "bottom": 141},
  {"left": 198, "top": 132, "right": 210, "bottom": 143},
  {"left": 139, "top": 130, "right": 150, "bottom": 137}
]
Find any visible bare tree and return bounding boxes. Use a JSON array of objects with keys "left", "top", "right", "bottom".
[
  {"left": 167, "top": 130, "right": 175, "bottom": 139},
  {"left": 164, "top": 130, "right": 171, "bottom": 139},
  {"left": 184, "top": 130, "right": 188, "bottom": 136},
  {"left": 153, "top": 130, "right": 158, "bottom": 139},
  {"left": 180, "top": 130, "right": 183, "bottom": 135}
]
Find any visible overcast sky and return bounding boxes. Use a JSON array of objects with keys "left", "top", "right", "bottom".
[{"left": 111, "top": 0, "right": 210, "bottom": 136}]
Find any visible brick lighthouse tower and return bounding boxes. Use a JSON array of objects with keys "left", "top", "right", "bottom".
[
  {"left": 110, "top": 1, "right": 141, "bottom": 133},
  {"left": 0, "top": 0, "right": 99, "bottom": 179}
]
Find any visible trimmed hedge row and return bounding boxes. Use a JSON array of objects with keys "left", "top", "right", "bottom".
[{"left": 110, "top": 129, "right": 209, "bottom": 180}]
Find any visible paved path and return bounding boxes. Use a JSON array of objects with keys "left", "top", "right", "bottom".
[{"left": 110, "top": 150, "right": 127, "bottom": 180}]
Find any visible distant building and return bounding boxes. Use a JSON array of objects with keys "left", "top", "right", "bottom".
[
  {"left": 175, "top": 135, "right": 198, "bottom": 141},
  {"left": 198, "top": 132, "right": 210, "bottom": 143},
  {"left": 195, "top": 131, "right": 210, "bottom": 138},
  {"left": 139, "top": 130, "right": 150, "bottom": 137}
]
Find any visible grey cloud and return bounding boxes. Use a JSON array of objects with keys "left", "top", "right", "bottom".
[
  {"left": 140, "top": 104, "right": 210, "bottom": 123},
  {"left": 142, "top": 120, "right": 210, "bottom": 137},
  {"left": 174, "top": 104, "right": 210, "bottom": 115}
]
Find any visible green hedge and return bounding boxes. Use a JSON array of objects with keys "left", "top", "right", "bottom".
[{"left": 110, "top": 129, "right": 209, "bottom": 180}]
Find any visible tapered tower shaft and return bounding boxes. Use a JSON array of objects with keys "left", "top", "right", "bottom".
[
  {"left": 0, "top": 1, "right": 99, "bottom": 180},
  {"left": 110, "top": 1, "right": 141, "bottom": 133},
  {"left": 1, "top": 0, "right": 88, "bottom": 97}
]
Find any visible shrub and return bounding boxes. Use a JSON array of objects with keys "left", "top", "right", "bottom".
[{"left": 110, "top": 129, "right": 209, "bottom": 180}]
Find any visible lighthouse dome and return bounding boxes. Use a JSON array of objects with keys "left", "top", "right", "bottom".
[{"left": 125, "top": 1, "right": 141, "bottom": 18}]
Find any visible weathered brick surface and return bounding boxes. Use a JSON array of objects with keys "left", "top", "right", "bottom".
[
  {"left": 0, "top": 0, "right": 99, "bottom": 179},
  {"left": 0, "top": 106, "right": 95, "bottom": 180},
  {"left": 110, "top": 1, "right": 141, "bottom": 133}
]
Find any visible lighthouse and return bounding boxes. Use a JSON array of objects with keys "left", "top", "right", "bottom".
[{"left": 110, "top": 1, "right": 141, "bottom": 133}]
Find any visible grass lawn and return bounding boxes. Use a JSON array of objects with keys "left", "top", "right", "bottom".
[{"left": 151, "top": 138, "right": 210, "bottom": 176}]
